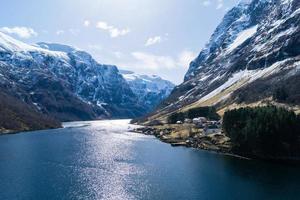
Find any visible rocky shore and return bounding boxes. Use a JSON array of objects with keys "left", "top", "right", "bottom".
[{"left": 133, "top": 125, "right": 232, "bottom": 154}]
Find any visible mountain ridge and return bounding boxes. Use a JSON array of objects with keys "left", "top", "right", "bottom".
[
  {"left": 0, "top": 34, "right": 144, "bottom": 121},
  {"left": 121, "top": 70, "right": 175, "bottom": 113},
  {"left": 141, "top": 0, "right": 300, "bottom": 123},
  {"left": 0, "top": 33, "right": 174, "bottom": 132}
]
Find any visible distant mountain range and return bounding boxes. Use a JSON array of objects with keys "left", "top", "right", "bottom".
[
  {"left": 143, "top": 0, "right": 300, "bottom": 123},
  {"left": 0, "top": 33, "right": 174, "bottom": 133},
  {"left": 121, "top": 70, "right": 174, "bottom": 113}
]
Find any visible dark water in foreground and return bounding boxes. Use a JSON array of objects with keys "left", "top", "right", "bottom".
[{"left": 0, "top": 120, "right": 299, "bottom": 200}]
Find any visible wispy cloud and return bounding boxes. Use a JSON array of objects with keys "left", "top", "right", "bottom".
[
  {"left": 132, "top": 52, "right": 176, "bottom": 70},
  {"left": 55, "top": 29, "right": 79, "bottom": 36},
  {"left": 178, "top": 50, "right": 197, "bottom": 68},
  {"left": 89, "top": 49, "right": 197, "bottom": 84},
  {"left": 69, "top": 29, "right": 80, "bottom": 36},
  {"left": 0, "top": 26, "right": 38, "bottom": 39},
  {"left": 202, "top": 0, "right": 211, "bottom": 6},
  {"left": 56, "top": 30, "right": 65, "bottom": 35},
  {"left": 216, "top": 0, "right": 223, "bottom": 9},
  {"left": 129, "top": 50, "right": 196, "bottom": 71},
  {"left": 83, "top": 20, "right": 90, "bottom": 27},
  {"left": 96, "top": 21, "right": 130, "bottom": 38},
  {"left": 112, "top": 51, "right": 123, "bottom": 59},
  {"left": 201, "top": 0, "right": 225, "bottom": 9},
  {"left": 145, "top": 36, "right": 162, "bottom": 46}
]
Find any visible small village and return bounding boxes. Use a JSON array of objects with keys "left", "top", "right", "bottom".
[
  {"left": 133, "top": 113, "right": 231, "bottom": 153},
  {"left": 176, "top": 117, "right": 222, "bottom": 136}
]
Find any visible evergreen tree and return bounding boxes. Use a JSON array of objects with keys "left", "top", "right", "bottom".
[{"left": 223, "top": 106, "right": 300, "bottom": 159}]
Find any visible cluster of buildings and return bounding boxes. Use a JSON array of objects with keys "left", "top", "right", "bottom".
[{"left": 177, "top": 117, "right": 222, "bottom": 135}]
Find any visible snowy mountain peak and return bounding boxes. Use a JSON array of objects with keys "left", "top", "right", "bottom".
[
  {"left": 150, "top": 0, "right": 300, "bottom": 120},
  {"left": 0, "top": 31, "right": 39, "bottom": 52},
  {"left": 121, "top": 70, "right": 175, "bottom": 112},
  {"left": 0, "top": 32, "right": 151, "bottom": 119},
  {"left": 121, "top": 70, "right": 174, "bottom": 92},
  {"left": 0, "top": 31, "right": 68, "bottom": 60},
  {"left": 36, "top": 42, "right": 80, "bottom": 53},
  {"left": 185, "top": 0, "right": 298, "bottom": 81}
]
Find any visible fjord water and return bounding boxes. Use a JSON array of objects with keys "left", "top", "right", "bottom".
[{"left": 0, "top": 120, "right": 299, "bottom": 200}]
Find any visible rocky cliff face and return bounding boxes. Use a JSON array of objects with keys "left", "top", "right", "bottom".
[
  {"left": 36, "top": 42, "right": 145, "bottom": 118},
  {"left": 152, "top": 0, "right": 300, "bottom": 120},
  {"left": 0, "top": 33, "right": 146, "bottom": 125},
  {"left": 121, "top": 70, "right": 175, "bottom": 113}
]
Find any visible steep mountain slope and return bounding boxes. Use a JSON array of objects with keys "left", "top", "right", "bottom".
[
  {"left": 0, "top": 85, "right": 61, "bottom": 134},
  {"left": 36, "top": 42, "right": 145, "bottom": 118},
  {"left": 148, "top": 0, "right": 300, "bottom": 121},
  {"left": 121, "top": 70, "right": 175, "bottom": 113},
  {"left": 0, "top": 33, "right": 145, "bottom": 125}
]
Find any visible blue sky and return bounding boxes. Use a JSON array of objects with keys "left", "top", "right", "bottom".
[{"left": 0, "top": 0, "right": 239, "bottom": 84}]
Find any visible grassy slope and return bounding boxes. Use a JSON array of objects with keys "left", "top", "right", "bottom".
[{"left": 142, "top": 72, "right": 300, "bottom": 124}]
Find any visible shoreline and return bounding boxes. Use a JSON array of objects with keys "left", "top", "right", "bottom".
[
  {"left": 3, "top": 120, "right": 300, "bottom": 164},
  {"left": 132, "top": 126, "right": 251, "bottom": 160},
  {"left": 132, "top": 126, "right": 300, "bottom": 164},
  {"left": 132, "top": 125, "right": 236, "bottom": 156},
  {"left": 0, "top": 126, "right": 63, "bottom": 136}
]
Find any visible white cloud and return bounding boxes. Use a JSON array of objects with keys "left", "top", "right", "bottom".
[
  {"left": 201, "top": 0, "right": 225, "bottom": 9},
  {"left": 145, "top": 36, "right": 162, "bottom": 46},
  {"left": 84, "top": 20, "right": 90, "bottom": 27},
  {"left": 96, "top": 22, "right": 110, "bottom": 30},
  {"left": 203, "top": 1, "right": 211, "bottom": 6},
  {"left": 132, "top": 52, "right": 176, "bottom": 70},
  {"left": 178, "top": 50, "right": 197, "bottom": 67},
  {"left": 216, "top": 0, "right": 223, "bottom": 9},
  {"left": 94, "top": 50, "right": 197, "bottom": 84},
  {"left": 130, "top": 50, "right": 196, "bottom": 71},
  {"left": 56, "top": 30, "right": 65, "bottom": 35},
  {"left": 96, "top": 21, "right": 130, "bottom": 38},
  {"left": 145, "top": 33, "right": 169, "bottom": 47},
  {"left": 216, "top": 3, "right": 223, "bottom": 9},
  {"left": 0, "top": 26, "right": 38, "bottom": 39},
  {"left": 69, "top": 29, "right": 80, "bottom": 36},
  {"left": 114, "top": 51, "right": 123, "bottom": 58},
  {"left": 55, "top": 29, "right": 79, "bottom": 36}
]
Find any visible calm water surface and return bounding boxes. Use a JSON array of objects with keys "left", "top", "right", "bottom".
[{"left": 0, "top": 120, "right": 299, "bottom": 200}]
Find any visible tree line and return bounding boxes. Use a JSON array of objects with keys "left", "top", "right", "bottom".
[{"left": 223, "top": 106, "right": 300, "bottom": 160}]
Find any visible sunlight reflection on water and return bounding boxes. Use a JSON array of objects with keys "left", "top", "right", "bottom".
[
  {"left": 1, "top": 120, "right": 300, "bottom": 200},
  {"left": 64, "top": 120, "right": 149, "bottom": 199}
]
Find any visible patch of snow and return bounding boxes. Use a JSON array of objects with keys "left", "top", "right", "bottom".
[
  {"left": 200, "top": 70, "right": 253, "bottom": 102},
  {"left": 267, "top": 19, "right": 285, "bottom": 34},
  {"left": 97, "top": 101, "right": 108, "bottom": 107},
  {"left": 254, "top": 26, "right": 297, "bottom": 52},
  {"left": 0, "top": 31, "right": 68, "bottom": 59},
  {"left": 199, "top": 58, "right": 296, "bottom": 103},
  {"left": 209, "top": 74, "right": 223, "bottom": 84},
  {"left": 226, "top": 25, "right": 258, "bottom": 53},
  {"left": 121, "top": 71, "right": 174, "bottom": 95},
  {"left": 281, "top": 0, "right": 293, "bottom": 4},
  {"left": 33, "top": 102, "right": 42, "bottom": 111},
  {"left": 199, "top": 74, "right": 211, "bottom": 81}
]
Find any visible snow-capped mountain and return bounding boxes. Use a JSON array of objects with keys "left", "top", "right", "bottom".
[
  {"left": 0, "top": 32, "right": 146, "bottom": 122},
  {"left": 148, "top": 0, "right": 300, "bottom": 120},
  {"left": 121, "top": 70, "right": 175, "bottom": 112}
]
